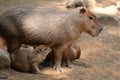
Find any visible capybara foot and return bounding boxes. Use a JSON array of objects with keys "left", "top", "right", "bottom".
[
  {"left": 67, "top": 63, "right": 76, "bottom": 68},
  {"left": 53, "top": 65, "right": 63, "bottom": 73}
]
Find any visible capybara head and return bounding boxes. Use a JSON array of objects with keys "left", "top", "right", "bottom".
[
  {"left": 35, "top": 45, "right": 52, "bottom": 55},
  {"left": 78, "top": 7, "right": 103, "bottom": 37}
]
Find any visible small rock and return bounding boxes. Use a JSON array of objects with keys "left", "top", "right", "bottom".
[{"left": 0, "top": 49, "right": 10, "bottom": 69}]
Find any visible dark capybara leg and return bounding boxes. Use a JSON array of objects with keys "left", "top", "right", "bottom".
[
  {"left": 53, "top": 47, "right": 63, "bottom": 72},
  {"left": 7, "top": 39, "right": 21, "bottom": 53},
  {"left": 53, "top": 44, "right": 72, "bottom": 72}
]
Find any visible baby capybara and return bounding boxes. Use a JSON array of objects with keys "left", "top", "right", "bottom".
[
  {"left": 10, "top": 45, "right": 51, "bottom": 74},
  {"left": 69, "top": 44, "right": 81, "bottom": 61},
  {"left": 0, "top": 6, "right": 102, "bottom": 72},
  {"left": 44, "top": 44, "right": 81, "bottom": 67}
]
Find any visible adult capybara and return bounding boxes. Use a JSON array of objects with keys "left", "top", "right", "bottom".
[
  {"left": 44, "top": 44, "right": 81, "bottom": 67},
  {"left": 0, "top": 6, "right": 102, "bottom": 72},
  {"left": 10, "top": 45, "right": 51, "bottom": 74}
]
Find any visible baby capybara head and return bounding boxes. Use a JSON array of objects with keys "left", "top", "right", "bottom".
[
  {"left": 78, "top": 7, "right": 103, "bottom": 37},
  {"left": 34, "top": 45, "right": 52, "bottom": 55}
]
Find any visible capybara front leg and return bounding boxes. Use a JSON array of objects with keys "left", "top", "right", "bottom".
[{"left": 53, "top": 48, "right": 63, "bottom": 72}]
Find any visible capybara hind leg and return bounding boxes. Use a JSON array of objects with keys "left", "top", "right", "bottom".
[{"left": 7, "top": 39, "right": 21, "bottom": 53}]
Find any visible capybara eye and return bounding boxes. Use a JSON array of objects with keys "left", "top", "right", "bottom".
[{"left": 89, "top": 16, "right": 93, "bottom": 20}]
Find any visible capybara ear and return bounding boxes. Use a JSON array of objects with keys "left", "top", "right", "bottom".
[{"left": 79, "top": 8, "right": 86, "bottom": 14}]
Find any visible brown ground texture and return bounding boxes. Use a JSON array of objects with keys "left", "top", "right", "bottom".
[{"left": 0, "top": 0, "right": 120, "bottom": 80}]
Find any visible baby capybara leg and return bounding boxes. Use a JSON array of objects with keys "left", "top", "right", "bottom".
[{"left": 31, "top": 63, "right": 41, "bottom": 74}]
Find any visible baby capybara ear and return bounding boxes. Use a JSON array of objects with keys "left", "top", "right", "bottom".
[
  {"left": 79, "top": 8, "right": 86, "bottom": 14},
  {"left": 34, "top": 47, "right": 41, "bottom": 53}
]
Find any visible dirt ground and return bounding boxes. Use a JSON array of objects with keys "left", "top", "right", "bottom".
[{"left": 0, "top": 0, "right": 120, "bottom": 80}]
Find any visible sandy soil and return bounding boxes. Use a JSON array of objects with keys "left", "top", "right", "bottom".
[{"left": 0, "top": 0, "right": 120, "bottom": 80}]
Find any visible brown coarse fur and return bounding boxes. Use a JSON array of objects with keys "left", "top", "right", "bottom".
[
  {"left": 0, "top": 6, "right": 102, "bottom": 72},
  {"left": 10, "top": 45, "right": 51, "bottom": 74}
]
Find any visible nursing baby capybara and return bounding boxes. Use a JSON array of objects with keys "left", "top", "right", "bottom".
[
  {"left": 44, "top": 44, "right": 81, "bottom": 67},
  {"left": 10, "top": 45, "right": 51, "bottom": 74},
  {"left": 0, "top": 6, "right": 102, "bottom": 72}
]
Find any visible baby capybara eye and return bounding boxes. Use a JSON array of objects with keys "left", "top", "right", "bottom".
[{"left": 37, "top": 49, "right": 41, "bottom": 53}]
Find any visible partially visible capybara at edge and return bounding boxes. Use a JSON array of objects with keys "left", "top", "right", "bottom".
[
  {"left": 66, "top": 0, "right": 96, "bottom": 9},
  {"left": 0, "top": 6, "right": 102, "bottom": 72},
  {"left": 44, "top": 44, "right": 81, "bottom": 67},
  {"left": 10, "top": 45, "right": 52, "bottom": 74}
]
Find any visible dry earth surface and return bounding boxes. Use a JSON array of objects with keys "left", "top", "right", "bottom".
[{"left": 0, "top": 0, "right": 120, "bottom": 80}]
